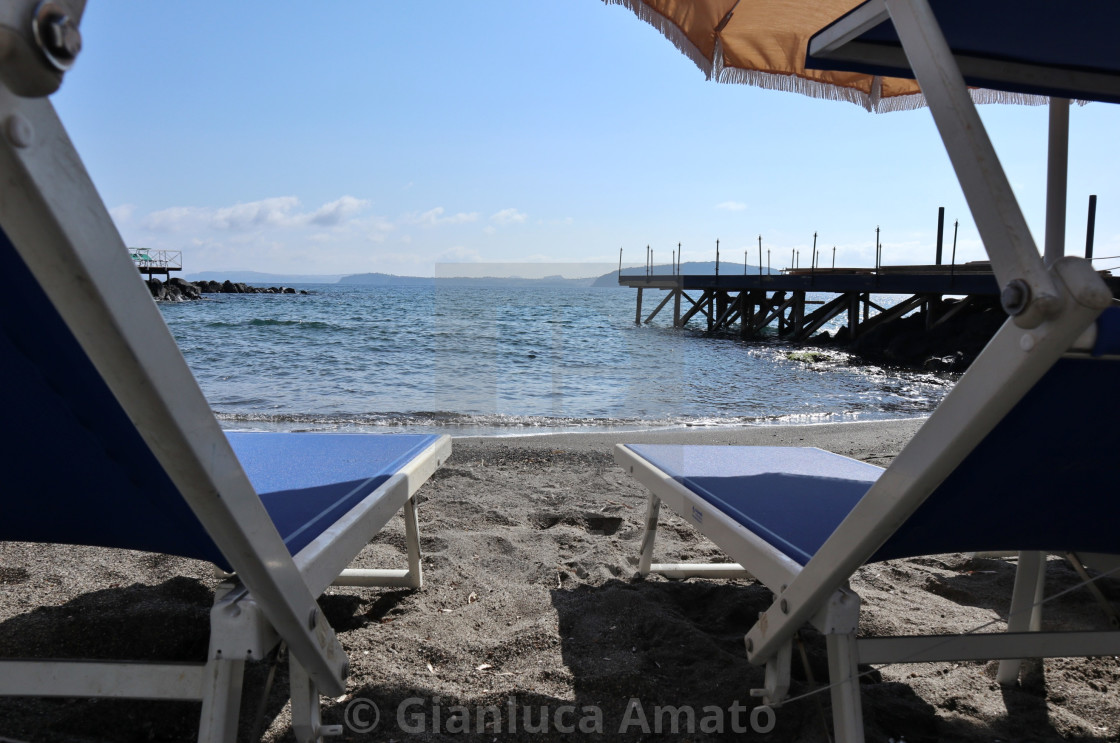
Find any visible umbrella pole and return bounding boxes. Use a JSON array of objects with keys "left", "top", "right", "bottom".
[
  {"left": 1044, "top": 98, "right": 1070, "bottom": 267},
  {"left": 883, "top": 0, "right": 1058, "bottom": 326}
]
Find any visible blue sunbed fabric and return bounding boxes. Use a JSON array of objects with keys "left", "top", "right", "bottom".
[
  {"left": 627, "top": 313, "right": 1120, "bottom": 565},
  {"left": 625, "top": 445, "right": 882, "bottom": 566},
  {"left": 1093, "top": 307, "right": 1120, "bottom": 357},
  {"left": 805, "top": 0, "right": 1120, "bottom": 105},
  {"left": 229, "top": 432, "right": 436, "bottom": 558},
  {"left": 0, "top": 227, "right": 437, "bottom": 572}
]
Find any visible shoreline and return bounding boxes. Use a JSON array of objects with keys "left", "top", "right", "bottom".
[
  {"left": 217, "top": 415, "right": 934, "bottom": 442},
  {"left": 1, "top": 418, "right": 1115, "bottom": 741},
  {"left": 453, "top": 417, "right": 926, "bottom": 456}
]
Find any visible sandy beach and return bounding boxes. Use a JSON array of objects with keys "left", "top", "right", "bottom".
[{"left": 1, "top": 419, "right": 1117, "bottom": 742}]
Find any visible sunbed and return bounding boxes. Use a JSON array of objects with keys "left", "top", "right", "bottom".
[
  {"left": 0, "top": 8, "right": 449, "bottom": 741},
  {"left": 615, "top": 2, "right": 1120, "bottom": 740}
]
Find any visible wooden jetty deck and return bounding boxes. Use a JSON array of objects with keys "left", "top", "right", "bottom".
[{"left": 620, "top": 264, "right": 1120, "bottom": 341}]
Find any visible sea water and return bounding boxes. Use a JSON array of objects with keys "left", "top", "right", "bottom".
[{"left": 158, "top": 284, "right": 954, "bottom": 436}]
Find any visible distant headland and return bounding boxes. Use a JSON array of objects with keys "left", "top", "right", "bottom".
[{"left": 177, "top": 261, "right": 774, "bottom": 292}]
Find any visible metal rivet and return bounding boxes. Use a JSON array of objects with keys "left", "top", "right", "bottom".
[
  {"left": 746, "top": 638, "right": 754, "bottom": 653},
  {"left": 780, "top": 598, "right": 789, "bottom": 614},
  {"left": 309, "top": 608, "right": 318, "bottom": 630},
  {"left": 5, "top": 115, "right": 33, "bottom": 148}
]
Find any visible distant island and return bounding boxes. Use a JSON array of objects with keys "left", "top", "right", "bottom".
[
  {"left": 336, "top": 273, "right": 594, "bottom": 288},
  {"left": 184, "top": 261, "right": 778, "bottom": 289},
  {"left": 184, "top": 270, "right": 346, "bottom": 284}
]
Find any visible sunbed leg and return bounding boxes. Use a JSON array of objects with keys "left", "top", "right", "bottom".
[
  {"left": 997, "top": 551, "right": 1047, "bottom": 685},
  {"left": 197, "top": 658, "right": 245, "bottom": 743},
  {"left": 638, "top": 493, "right": 662, "bottom": 576},
  {"left": 403, "top": 494, "right": 424, "bottom": 589},
  {"left": 749, "top": 640, "right": 792, "bottom": 708},
  {"left": 826, "top": 632, "right": 865, "bottom": 743},
  {"left": 290, "top": 657, "right": 344, "bottom": 743}
]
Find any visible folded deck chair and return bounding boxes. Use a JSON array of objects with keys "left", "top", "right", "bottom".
[
  {"left": 0, "top": 18, "right": 449, "bottom": 743},
  {"left": 616, "top": 2, "right": 1120, "bottom": 741}
]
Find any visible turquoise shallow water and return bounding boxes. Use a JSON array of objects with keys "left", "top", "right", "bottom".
[{"left": 158, "top": 284, "right": 955, "bottom": 435}]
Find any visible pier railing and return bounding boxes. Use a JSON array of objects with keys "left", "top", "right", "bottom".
[
  {"left": 620, "top": 265, "right": 1120, "bottom": 341},
  {"left": 129, "top": 248, "right": 182, "bottom": 277}
]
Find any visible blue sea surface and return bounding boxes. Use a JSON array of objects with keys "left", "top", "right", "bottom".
[{"left": 158, "top": 284, "right": 954, "bottom": 435}]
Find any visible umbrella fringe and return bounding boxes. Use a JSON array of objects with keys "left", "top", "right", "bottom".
[
  {"left": 875, "top": 89, "right": 1055, "bottom": 113},
  {"left": 604, "top": 0, "right": 1077, "bottom": 113},
  {"left": 718, "top": 67, "right": 875, "bottom": 111},
  {"left": 716, "top": 70, "right": 1058, "bottom": 113},
  {"left": 604, "top": 0, "right": 713, "bottom": 80}
]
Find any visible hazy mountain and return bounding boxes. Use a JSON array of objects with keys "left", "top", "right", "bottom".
[
  {"left": 184, "top": 261, "right": 779, "bottom": 289},
  {"left": 184, "top": 271, "right": 344, "bottom": 284},
  {"left": 590, "top": 261, "right": 778, "bottom": 286},
  {"left": 339, "top": 272, "right": 597, "bottom": 288}
]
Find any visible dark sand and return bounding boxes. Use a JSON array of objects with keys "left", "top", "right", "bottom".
[{"left": 1, "top": 419, "right": 1117, "bottom": 742}]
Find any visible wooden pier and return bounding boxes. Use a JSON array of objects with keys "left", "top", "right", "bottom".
[{"left": 621, "top": 264, "right": 1120, "bottom": 341}]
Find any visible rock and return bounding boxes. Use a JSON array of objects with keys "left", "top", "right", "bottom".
[
  {"left": 923, "top": 352, "right": 967, "bottom": 373},
  {"left": 168, "top": 277, "right": 201, "bottom": 300},
  {"left": 843, "top": 297, "right": 1005, "bottom": 371},
  {"left": 145, "top": 276, "right": 305, "bottom": 301},
  {"left": 146, "top": 277, "right": 165, "bottom": 300}
]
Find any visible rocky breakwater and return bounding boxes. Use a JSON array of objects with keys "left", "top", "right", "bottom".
[
  {"left": 145, "top": 277, "right": 308, "bottom": 302},
  {"left": 817, "top": 296, "right": 1007, "bottom": 372}
]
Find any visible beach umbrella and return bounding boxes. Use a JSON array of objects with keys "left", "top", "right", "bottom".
[{"left": 604, "top": 0, "right": 1044, "bottom": 112}]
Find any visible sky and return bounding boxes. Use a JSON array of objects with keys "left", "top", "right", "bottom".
[{"left": 52, "top": 1, "right": 1120, "bottom": 278}]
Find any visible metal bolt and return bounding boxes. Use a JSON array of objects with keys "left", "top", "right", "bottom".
[
  {"left": 32, "top": 2, "right": 82, "bottom": 71},
  {"left": 780, "top": 598, "right": 789, "bottom": 614},
  {"left": 308, "top": 608, "right": 318, "bottom": 630},
  {"left": 746, "top": 638, "right": 754, "bottom": 653},
  {"left": 47, "top": 16, "right": 82, "bottom": 58},
  {"left": 1000, "top": 279, "right": 1031, "bottom": 316}
]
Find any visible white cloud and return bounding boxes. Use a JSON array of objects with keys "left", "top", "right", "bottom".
[
  {"left": 143, "top": 205, "right": 209, "bottom": 232},
  {"left": 211, "top": 197, "right": 301, "bottom": 230},
  {"left": 140, "top": 195, "right": 378, "bottom": 233},
  {"left": 490, "top": 208, "right": 527, "bottom": 225},
  {"left": 404, "top": 207, "right": 480, "bottom": 226},
  {"left": 363, "top": 217, "right": 396, "bottom": 243},
  {"left": 109, "top": 203, "right": 136, "bottom": 224},
  {"left": 716, "top": 201, "right": 747, "bottom": 211},
  {"left": 309, "top": 196, "right": 370, "bottom": 226},
  {"left": 436, "top": 246, "right": 482, "bottom": 263}
]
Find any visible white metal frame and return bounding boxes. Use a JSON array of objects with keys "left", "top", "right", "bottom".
[
  {"left": 622, "top": 2, "right": 1117, "bottom": 740},
  {"left": 0, "top": 8, "right": 451, "bottom": 737},
  {"left": 808, "top": 3, "right": 1120, "bottom": 108}
]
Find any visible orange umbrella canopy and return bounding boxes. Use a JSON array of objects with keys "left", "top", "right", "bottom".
[{"left": 606, "top": 0, "right": 1044, "bottom": 112}]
